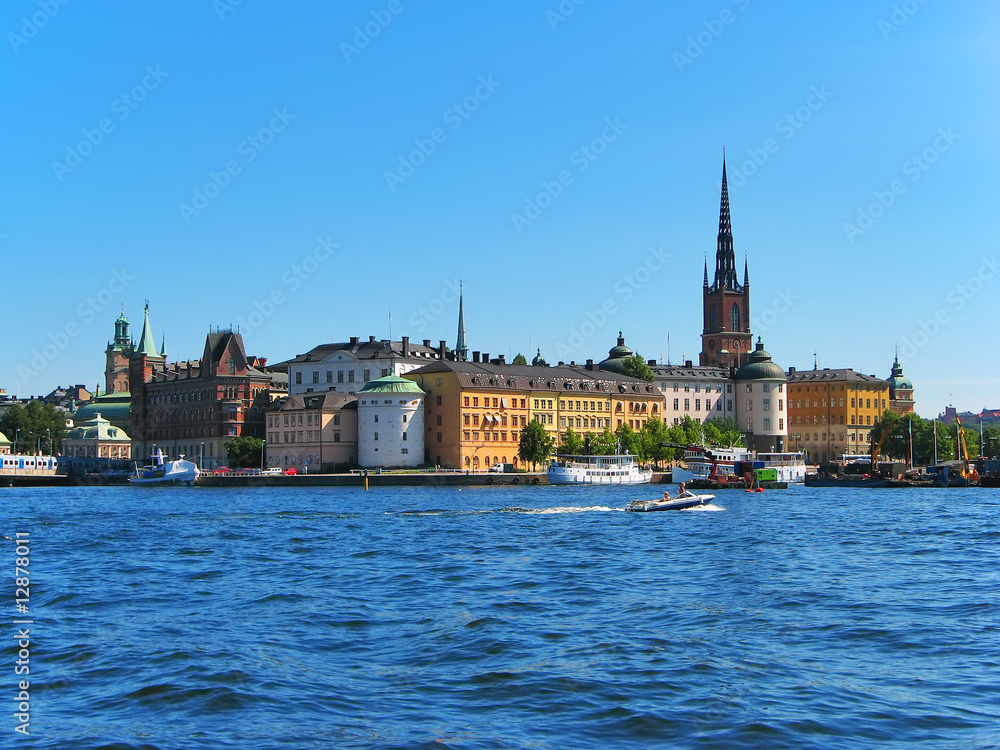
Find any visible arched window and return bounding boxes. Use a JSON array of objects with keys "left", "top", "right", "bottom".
[
  {"left": 709, "top": 305, "right": 718, "bottom": 332},
  {"left": 730, "top": 303, "right": 741, "bottom": 332}
]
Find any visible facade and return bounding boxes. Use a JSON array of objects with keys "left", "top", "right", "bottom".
[
  {"left": 62, "top": 413, "right": 131, "bottom": 459},
  {"left": 733, "top": 339, "right": 787, "bottom": 452},
  {"left": 650, "top": 361, "right": 735, "bottom": 425},
  {"left": 130, "top": 307, "right": 287, "bottom": 469},
  {"left": 284, "top": 336, "right": 445, "bottom": 397},
  {"left": 701, "top": 157, "right": 752, "bottom": 368},
  {"left": 785, "top": 367, "right": 890, "bottom": 463},
  {"left": 403, "top": 358, "right": 663, "bottom": 470},
  {"left": 265, "top": 392, "right": 358, "bottom": 472},
  {"left": 886, "top": 355, "right": 915, "bottom": 415},
  {"left": 357, "top": 375, "right": 426, "bottom": 468}
]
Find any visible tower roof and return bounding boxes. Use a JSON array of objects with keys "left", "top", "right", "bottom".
[
  {"left": 709, "top": 154, "right": 745, "bottom": 294},
  {"left": 734, "top": 338, "right": 785, "bottom": 380},
  {"left": 134, "top": 303, "right": 162, "bottom": 358},
  {"left": 358, "top": 374, "right": 425, "bottom": 395},
  {"left": 455, "top": 282, "right": 468, "bottom": 362}
]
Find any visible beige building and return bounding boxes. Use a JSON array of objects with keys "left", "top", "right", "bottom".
[
  {"left": 62, "top": 413, "right": 132, "bottom": 459},
  {"left": 265, "top": 392, "right": 358, "bottom": 472}
]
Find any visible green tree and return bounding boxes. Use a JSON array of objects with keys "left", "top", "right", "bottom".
[
  {"left": 619, "top": 355, "right": 654, "bottom": 382},
  {"left": 511, "top": 353, "right": 528, "bottom": 366},
  {"left": 518, "top": 419, "right": 554, "bottom": 470},
  {"left": 591, "top": 427, "right": 619, "bottom": 455},
  {"left": 0, "top": 400, "right": 66, "bottom": 454},
  {"left": 703, "top": 417, "right": 743, "bottom": 448},
  {"left": 638, "top": 418, "right": 671, "bottom": 464},
  {"left": 984, "top": 424, "right": 1000, "bottom": 459},
  {"left": 615, "top": 422, "right": 640, "bottom": 458},
  {"left": 226, "top": 436, "right": 264, "bottom": 468},
  {"left": 559, "top": 427, "right": 584, "bottom": 455}
]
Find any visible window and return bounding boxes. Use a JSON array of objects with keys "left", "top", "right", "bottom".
[
  {"left": 763, "top": 399, "right": 770, "bottom": 411},
  {"left": 348, "top": 371, "right": 355, "bottom": 383},
  {"left": 363, "top": 369, "right": 370, "bottom": 381},
  {"left": 402, "top": 432, "right": 408, "bottom": 441},
  {"left": 295, "top": 372, "right": 302, "bottom": 385},
  {"left": 464, "top": 396, "right": 470, "bottom": 406},
  {"left": 727, "top": 399, "right": 733, "bottom": 411},
  {"left": 382, "top": 369, "right": 389, "bottom": 377},
  {"left": 464, "top": 414, "right": 470, "bottom": 426},
  {"left": 334, "top": 414, "right": 340, "bottom": 426},
  {"left": 746, "top": 418, "right": 753, "bottom": 431},
  {"left": 709, "top": 304, "right": 718, "bottom": 331},
  {"left": 684, "top": 399, "right": 690, "bottom": 410},
  {"left": 778, "top": 399, "right": 783, "bottom": 411},
  {"left": 437, "top": 432, "right": 443, "bottom": 443},
  {"left": 684, "top": 383, "right": 690, "bottom": 393},
  {"left": 374, "top": 432, "right": 379, "bottom": 441},
  {"left": 326, "top": 371, "right": 333, "bottom": 383},
  {"left": 401, "top": 448, "right": 408, "bottom": 454},
  {"left": 474, "top": 397, "right": 479, "bottom": 407},
  {"left": 762, "top": 383, "right": 770, "bottom": 393},
  {"left": 436, "top": 395, "right": 442, "bottom": 406},
  {"left": 746, "top": 384, "right": 753, "bottom": 393},
  {"left": 727, "top": 384, "right": 733, "bottom": 393},
  {"left": 716, "top": 400, "right": 722, "bottom": 411},
  {"left": 374, "top": 415, "right": 379, "bottom": 423},
  {"left": 779, "top": 418, "right": 784, "bottom": 430},
  {"left": 763, "top": 418, "right": 771, "bottom": 431},
  {"left": 731, "top": 303, "right": 741, "bottom": 331},
  {"left": 312, "top": 371, "right": 319, "bottom": 384},
  {"left": 673, "top": 383, "right": 679, "bottom": 392},
  {"left": 695, "top": 399, "right": 701, "bottom": 412},
  {"left": 338, "top": 370, "right": 344, "bottom": 383},
  {"left": 673, "top": 398, "right": 679, "bottom": 410}
]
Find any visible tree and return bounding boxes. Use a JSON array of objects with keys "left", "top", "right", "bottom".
[
  {"left": 518, "top": 419, "right": 554, "bottom": 470},
  {"left": 615, "top": 422, "right": 640, "bottom": 458},
  {"left": 619, "top": 355, "right": 654, "bottom": 382},
  {"left": 638, "top": 418, "right": 671, "bottom": 464},
  {"left": 703, "top": 417, "right": 743, "bottom": 448},
  {"left": 591, "top": 427, "right": 619, "bottom": 455},
  {"left": 511, "top": 353, "right": 528, "bottom": 366},
  {"left": 0, "top": 400, "right": 66, "bottom": 454},
  {"left": 226, "top": 436, "right": 264, "bottom": 468},
  {"left": 559, "top": 427, "right": 583, "bottom": 455},
  {"left": 984, "top": 424, "right": 1000, "bottom": 459}
]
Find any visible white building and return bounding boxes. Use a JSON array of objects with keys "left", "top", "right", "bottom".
[
  {"left": 734, "top": 339, "right": 788, "bottom": 452},
  {"left": 285, "top": 336, "right": 446, "bottom": 396},
  {"left": 357, "top": 375, "right": 426, "bottom": 468},
  {"left": 650, "top": 361, "right": 736, "bottom": 425}
]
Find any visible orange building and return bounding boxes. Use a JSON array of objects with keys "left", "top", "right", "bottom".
[
  {"left": 786, "top": 367, "right": 890, "bottom": 463},
  {"left": 403, "top": 357, "right": 663, "bottom": 470}
]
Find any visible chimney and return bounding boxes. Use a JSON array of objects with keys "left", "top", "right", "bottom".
[
  {"left": 685, "top": 360, "right": 693, "bottom": 368},
  {"left": 401, "top": 336, "right": 409, "bottom": 357},
  {"left": 585, "top": 359, "right": 594, "bottom": 370},
  {"left": 369, "top": 336, "right": 376, "bottom": 343},
  {"left": 439, "top": 340, "right": 447, "bottom": 360},
  {"left": 788, "top": 366, "right": 796, "bottom": 374},
  {"left": 647, "top": 359, "right": 656, "bottom": 366},
  {"left": 482, "top": 353, "right": 489, "bottom": 364},
  {"left": 349, "top": 336, "right": 359, "bottom": 345},
  {"left": 423, "top": 339, "right": 431, "bottom": 348},
  {"left": 498, "top": 354, "right": 505, "bottom": 364},
  {"left": 473, "top": 352, "right": 480, "bottom": 363}
]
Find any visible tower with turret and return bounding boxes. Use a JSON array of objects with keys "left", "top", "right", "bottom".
[
  {"left": 105, "top": 308, "right": 134, "bottom": 394},
  {"left": 700, "top": 155, "right": 752, "bottom": 368}
]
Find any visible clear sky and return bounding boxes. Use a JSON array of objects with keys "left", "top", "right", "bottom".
[{"left": 2, "top": 0, "right": 997, "bottom": 418}]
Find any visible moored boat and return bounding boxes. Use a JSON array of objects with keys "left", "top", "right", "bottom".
[
  {"left": 626, "top": 492, "right": 715, "bottom": 512},
  {"left": 130, "top": 449, "right": 200, "bottom": 486},
  {"left": 548, "top": 453, "right": 652, "bottom": 485}
]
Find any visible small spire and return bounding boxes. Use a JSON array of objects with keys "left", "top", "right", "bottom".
[
  {"left": 455, "top": 281, "right": 468, "bottom": 362},
  {"left": 743, "top": 256, "right": 749, "bottom": 286},
  {"left": 703, "top": 256, "right": 709, "bottom": 286},
  {"left": 160, "top": 334, "right": 168, "bottom": 358}
]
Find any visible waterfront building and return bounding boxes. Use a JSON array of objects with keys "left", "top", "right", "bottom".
[
  {"left": 403, "top": 357, "right": 663, "bottom": 470},
  {"left": 733, "top": 339, "right": 787, "bottom": 452},
  {"left": 785, "top": 367, "right": 890, "bottom": 463},
  {"left": 266, "top": 392, "right": 357, "bottom": 472},
  {"left": 701, "top": 156, "right": 752, "bottom": 369},
  {"left": 129, "top": 306, "right": 287, "bottom": 468},
  {"left": 284, "top": 336, "right": 445, "bottom": 397},
  {"left": 885, "top": 354, "right": 915, "bottom": 415},
  {"left": 0, "top": 431, "right": 10, "bottom": 455},
  {"left": 62, "top": 413, "right": 131, "bottom": 459},
  {"left": 357, "top": 375, "right": 426, "bottom": 468}
]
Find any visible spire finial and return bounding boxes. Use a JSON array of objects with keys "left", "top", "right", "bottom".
[{"left": 455, "top": 280, "right": 468, "bottom": 362}]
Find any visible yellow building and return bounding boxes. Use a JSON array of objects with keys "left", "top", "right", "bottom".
[
  {"left": 786, "top": 368, "right": 890, "bottom": 463},
  {"left": 403, "top": 358, "right": 663, "bottom": 470}
]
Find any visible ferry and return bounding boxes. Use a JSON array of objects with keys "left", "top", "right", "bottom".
[
  {"left": 130, "top": 449, "right": 200, "bottom": 486},
  {"left": 547, "top": 454, "right": 652, "bottom": 485},
  {"left": 756, "top": 452, "right": 807, "bottom": 483},
  {"left": 671, "top": 447, "right": 807, "bottom": 484}
]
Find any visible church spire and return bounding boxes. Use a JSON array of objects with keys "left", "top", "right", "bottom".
[
  {"left": 711, "top": 152, "right": 743, "bottom": 293},
  {"left": 455, "top": 282, "right": 468, "bottom": 362},
  {"left": 135, "top": 302, "right": 162, "bottom": 358},
  {"left": 703, "top": 256, "right": 709, "bottom": 286},
  {"left": 744, "top": 256, "right": 749, "bottom": 286}
]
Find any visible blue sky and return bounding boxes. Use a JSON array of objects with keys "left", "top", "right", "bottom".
[{"left": 1, "top": 0, "right": 997, "bottom": 418}]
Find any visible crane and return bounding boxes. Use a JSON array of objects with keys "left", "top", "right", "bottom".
[{"left": 955, "top": 418, "right": 979, "bottom": 480}]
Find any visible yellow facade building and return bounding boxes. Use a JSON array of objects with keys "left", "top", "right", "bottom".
[
  {"left": 786, "top": 368, "right": 890, "bottom": 463},
  {"left": 403, "top": 359, "right": 663, "bottom": 470}
]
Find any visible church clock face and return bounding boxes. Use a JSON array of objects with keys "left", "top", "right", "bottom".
[
  {"left": 732, "top": 339, "right": 741, "bottom": 350},
  {"left": 709, "top": 340, "right": 715, "bottom": 349}
]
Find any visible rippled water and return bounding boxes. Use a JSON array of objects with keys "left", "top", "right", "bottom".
[{"left": 3, "top": 484, "right": 999, "bottom": 748}]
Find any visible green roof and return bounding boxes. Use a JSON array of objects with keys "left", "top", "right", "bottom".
[
  {"left": 359, "top": 374, "right": 425, "bottom": 395},
  {"left": 735, "top": 339, "right": 786, "bottom": 381},
  {"left": 74, "top": 392, "right": 132, "bottom": 424}
]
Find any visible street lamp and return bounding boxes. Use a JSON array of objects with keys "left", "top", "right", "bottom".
[
  {"left": 46, "top": 428, "right": 51, "bottom": 456},
  {"left": 14, "top": 428, "right": 20, "bottom": 456}
]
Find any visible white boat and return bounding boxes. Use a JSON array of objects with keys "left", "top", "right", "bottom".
[
  {"left": 756, "top": 451, "right": 807, "bottom": 483},
  {"left": 547, "top": 453, "right": 652, "bottom": 485},
  {"left": 671, "top": 446, "right": 750, "bottom": 483},
  {"left": 626, "top": 492, "right": 715, "bottom": 512},
  {"left": 130, "top": 449, "right": 200, "bottom": 486}
]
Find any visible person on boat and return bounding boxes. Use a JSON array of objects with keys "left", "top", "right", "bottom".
[
  {"left": 660, "top": 489, "right": 671, "bottom": 501},
  {"left": 677, "top": 482, "right": 688, "bottom": 497}
]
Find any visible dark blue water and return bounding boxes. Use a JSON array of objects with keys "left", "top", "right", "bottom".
[{"left": 3, "top": 484, "right": 999, "bottom": 749}]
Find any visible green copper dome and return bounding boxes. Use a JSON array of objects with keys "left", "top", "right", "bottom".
[
  {"left": 886, "top": 356, "right": 913, "bottom": 391},
  {"left": 359, "top": 375, "right": 425, "bottom": 395},
  {"left": 734, "top": 338, "right": 785, "bottom": 380},
  {"left": 599, "top": 332, "right": 634, "bottom": 373}
]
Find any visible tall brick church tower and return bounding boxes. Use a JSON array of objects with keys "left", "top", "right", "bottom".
[{"left": 700, "top": 155, "right": 751, "bottom": 368}]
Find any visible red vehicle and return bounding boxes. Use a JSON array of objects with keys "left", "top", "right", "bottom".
[
  {"left": 283, "top": 467, "right": 298, "bottom": 475},
  {"left": 212, "top": 466, "right": 232, "bottom": 475}
]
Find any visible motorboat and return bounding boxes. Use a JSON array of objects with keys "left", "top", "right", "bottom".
[
  {"left": 130, "top": 449, "right": 200, "bottom": 486},
  {"left": 625, "top": 492, "right": 715, "bottom": 512},
  {"left": 547, "top": 453, "right": 652, "bottom": 485}
]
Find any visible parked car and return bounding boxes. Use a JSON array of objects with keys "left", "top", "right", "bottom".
[
  {"left": 261, "top": 468, "right": 281, "bottom": 475},
  {"left": 487, "top": 464, "right": 504, "bottom": 473},
  {"left": 283, "top": 467, "right": 298, "bottom": 475},
  {"left": 212, "top": 466, "right": 232, "bottom": 475}
]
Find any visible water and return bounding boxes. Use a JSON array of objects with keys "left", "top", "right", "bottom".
[{"left": 3, "top": 484, "right": 999, "bottom": 748}]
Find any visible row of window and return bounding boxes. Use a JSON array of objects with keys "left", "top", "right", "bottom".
[
  {"left": 293, "top": 367, "right": 392, "bottom": 385},
  {"left": 794, "top": 414, "right": 876, "bottom": 426},
  {"left": 268, "top": 431, "right": 344, "bottom": 444},
  {"left": 667, "top": 382, "right": 727, "bottom": 393},
  {"left": 793, "top": 398, "right": 888, "bottom": 410},
  {"left": 464, "top": 396, "right": 526, "bottom": 409}
]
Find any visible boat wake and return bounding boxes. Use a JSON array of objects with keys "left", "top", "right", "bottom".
[
  {"left": 499, "top": 506, "right": 622, "bottom": 514},
  {"left": 687, "top": 503, "right": 725, "bottom": 512}
]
